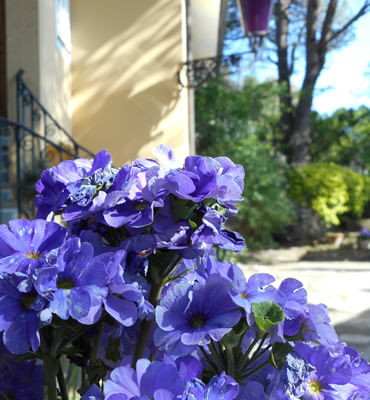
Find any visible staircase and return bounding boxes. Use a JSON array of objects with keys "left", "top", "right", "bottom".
[{"left": 0, "top": 70, "right": 95, "bottom": 223}]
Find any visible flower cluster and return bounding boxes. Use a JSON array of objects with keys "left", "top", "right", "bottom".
[
  {"left": 0, "top": 146, "right": 368, "bottom": 400},
  {"left": 359, "top": 227, "right": 370, "bottom": 238}
]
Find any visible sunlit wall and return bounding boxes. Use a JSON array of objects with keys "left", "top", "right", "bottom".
[
  {"left": 70, "top": 0, "right": 191, "bottom": 165},
  {"left": 5, "top": 0, "right": 72, "bottom": 132}
]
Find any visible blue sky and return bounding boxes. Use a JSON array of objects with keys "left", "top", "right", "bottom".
[
  {"left": 230, "top": 1, "right": 370, "bottom": 116},
  {"left": 311, "top": 1, "right": 370, "bottom": 115}
]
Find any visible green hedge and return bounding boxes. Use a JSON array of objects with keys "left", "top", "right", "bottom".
[{"left": 288, "top": 163, "right": 369, "bottom": 226}]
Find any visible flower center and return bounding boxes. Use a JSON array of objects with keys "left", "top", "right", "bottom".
[
  {"left": 239, "top": 292, "right": 249, "bottom": 299},
  {"left": 191, "top": 315, "right": 206, "bottom": 328},
  {"left": 21, "top": 293, "right": 37, "bottom": 311},
  {"left": 25, "top": 251, "right": 42, "bottom": 260},
  {"left": 135, "top": 201, "right": 148, "bottom": 211},
  {"left": 308, "top": 379, "right": 322, "bottom": 394},
  {"left": 57, "top": 278, "right": 75, "bottom": 290}
]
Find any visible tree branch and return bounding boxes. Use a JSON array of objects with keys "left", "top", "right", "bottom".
[
  {"left": 289, "top": 24, "right": 305, "bottom": 76},
  {"left": 306, "top": 0, "right": 319, "bottom": 50},
  {"left": 319, "top": 0, "right": 338, "bottom": 56},
  {"left": 327, "top": 1, "right": 370, "bottom": 44},
  {"left": 268, "top": 56, "right": 279, "bottom": 65}
]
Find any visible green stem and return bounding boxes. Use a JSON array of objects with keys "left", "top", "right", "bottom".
[
  {"left": 247, "top": 334, "right": 268, "bottom": 364},
  {"left": 160, "top": 255, "right": 182, "bottom": 280},
  {"left": 239, "top": 359, "right": 270, "bottom": 381},
  {"left": 0, "top": 391, "right": 10, "bottom": 400},
  {"left": 131, "top": 254, "right": 183, "bottom": 368},
  {"left": 208, "top": 342, "right": 225, "bottom": 373},
  {"left": 81, "top": 367, "right": 86, "bottom": 390},
  {"left": 43, "top": 356, "right": 57, "bottom": 400},
  {"left": 57, "top": 358, "right": 69, "bottom": 400},
  {"left": 246, "top": 344, "right": 272, "bottom": 367},
  {"left": 50, "top": 326, "right": 67, "bottom": 357},
  {"left": 58, "top": 325, "right": 93, "bottom": 353},
  {"left": 236, "top": 335, "right": 260, "bottom": 370},
  {"left": 66, "top": 362, "right": 79, "bottom": 392},
  {"left": 199, "top": 346, "right": 218, "bottom": 375},
  {"left": 91, "top": 320, "right": 104, "bottom": 363},
  {"left": 131, "top": 281, "right": 163, "bottom": 367},
  {"left": 235, "top": 328, "right": 248, "bottom": 362},
  {"left": 225, "top": 345, "right": 235, "bottom": 378}
]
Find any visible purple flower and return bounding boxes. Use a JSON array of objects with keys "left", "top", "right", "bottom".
[
  {"left": 329, "top": 346, "right": 370, "bottom": 399},
  {"left": 0, "top": 273, "right": 52, "bottom": 354},
  {"left": 269, "top": 351, "right": 315, "bottom": 399},
  {"left": 230, "top": 273, "right": 276, "bottom": 325},
  {"left": 271, "top": 278, "right": 308, "bottom": 342},
  {"left": 104, "top": 358, "right": 183, "bottom": 400},
  {"left": 183, "top": 372, "right": 239, "bottom": 400},
  {"left": 0, "top": 337, "right": 43, "bottom": 399},
  {"left": 212, "top": 157, "right": 244, "bottom": 215},
  {"left": 0, "top": 219, "right": 67, "bottom": 274},
  {"left": 182, "top": 156, "right": 244, "bottom": 209},
  {"left": 35, "top": 149, "right": 116, "bottom": 219},
  {"left": 151, "top": 146, "right": 244, "bottom": 215},
  {"left": 102, "top": 159, "right": 165, "bottom": 230},
  {"left": 35, "top": 238, "right": 108, "bottom": 324},
  {"left": 237, "top": 381, "right": 268, "bottom": 400},
  {"left": 295, "top": 343, "right": 352, "bottom": 399},
  {"left": 81, "top": 384, "right": 104, "bottom": 400},
  {"left": 302, "top": 304, "right": 338, "bottom": 348},
  {"left": 191, "top": 207, "right": 245, "bottom": 253},
  {"left": 359, "top": 227, "right": 370, "bottom": 237},
  {"left": 154, "top": 275, "right": 241, "bottom": 356}
]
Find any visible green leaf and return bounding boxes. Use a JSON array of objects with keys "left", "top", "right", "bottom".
[
  {"left": 170, "top": 196, "right": 195, "bottom": 221},
  {"left": 269, "top": 342, "right": 294, "bottom": 370},
  {"left": 252, "top": 301, "right": 284, "bottom": 332},
  {"left": 105, "top": 337, "right": 121, "bottom": 362},
  {"left": 163, "top": 268, "right": 194, "bottom": 284},
  {"left": 14, "top": 352, "right": 38, "bottom": 362},
  {"left": 189, "top": 220, "right": 197, "bottom": 229}
]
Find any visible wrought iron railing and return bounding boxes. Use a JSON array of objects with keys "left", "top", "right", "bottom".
[{"left": 0, "top": 70, "right": 95, "bottom": 222}]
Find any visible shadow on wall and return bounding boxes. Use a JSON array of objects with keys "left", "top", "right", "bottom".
[{"left": 71, "top": 0, "right": 184, "bottom": 164}]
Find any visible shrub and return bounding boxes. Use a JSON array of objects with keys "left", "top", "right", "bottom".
[
  {"left": 202, "top": 134, "right": 294, "bottom": 248},
  {"left": 288, "top": 163, "right": 369, "bottom": 226}
]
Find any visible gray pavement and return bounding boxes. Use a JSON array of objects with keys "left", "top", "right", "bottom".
[{"left": 239, "top": 261, "right": 370, "bottom": 360}]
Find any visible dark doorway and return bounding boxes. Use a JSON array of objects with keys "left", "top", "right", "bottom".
[{"left": 0, "top": 0, "right": 7, "bottom": 117}]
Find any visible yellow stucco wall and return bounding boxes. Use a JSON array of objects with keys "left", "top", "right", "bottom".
[
  {"left": 71, "top": 0, "right": 191, "bottom": 167},
  {"left": 5, "top": 0, "right": 40, "bottom": 121},
  {"left": 38, "top": 0, "right": 72, "bottom": 134},
  {"left": 5, "top": 0, "right": 72, "bottom": 132}
]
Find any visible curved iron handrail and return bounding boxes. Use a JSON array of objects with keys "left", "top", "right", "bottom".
[
  {"left": 0, "top": 117, "right": 96, "bottom": 221},
  {"left": 16, "top": 69, "right": 95, "bottom": 158}
]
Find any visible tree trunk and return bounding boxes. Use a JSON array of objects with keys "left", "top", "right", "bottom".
[
  {"left": 276, "top": 0, "right": 294, "bottom": 158},
  {"left": 289, "top": 0, "right": 323, "bottom": 165},
  {"left": 273, "top": 0, "right": 366, "bottom": 165},
  {"left": 289, "top": 74, "right": 318, "bottom": 165}
]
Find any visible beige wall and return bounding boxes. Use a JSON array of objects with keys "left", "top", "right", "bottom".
[
  {"left": 71, "top": 0, "right": 191, "bottom": 166},
  {"left": 38, "top": 0, "right": 72, "bottom": 134},
  {"left": 5, "top": 0, "right": 40, "bottom": 121},
  {"left": 5, "top": 0, "right": 71, "bottom": 133}
]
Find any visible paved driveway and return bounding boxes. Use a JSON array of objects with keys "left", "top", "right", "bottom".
[{"left": 240, "top": 261, "right": 370, "bottom": 360}]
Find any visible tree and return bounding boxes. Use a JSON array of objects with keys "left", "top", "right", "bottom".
[
  {"left": 225, "top": 0, "right": 370, "bottom": 165},
  {"left": 195, "top": 78, "right": 294, "bottom": 247},
  {"left": 311, "top": 106, "right": 370, "bottom": 173}
]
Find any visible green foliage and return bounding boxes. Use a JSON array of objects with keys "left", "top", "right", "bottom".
[
  {"left": 196, "top": 79, "right": 294, "bottom": 248},
  {"left": 196, "top": 77, "right": 280, "bottom": 152},
  {"left": 252, "top": 301, "right": 284, "bottom": 333},
  {"left": 288, "top": 163, "right": 370, "bottom": 226},
  {"left": 311, "top": 107, "right": 370, "bottom": 173}
]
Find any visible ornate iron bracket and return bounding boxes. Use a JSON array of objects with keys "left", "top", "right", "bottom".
[{"left": 177, "top": 50, "right": 254, "bottom": 89}]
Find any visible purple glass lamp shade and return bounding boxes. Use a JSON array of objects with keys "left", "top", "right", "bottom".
[{"left": 237, "top": 0, "right": 274, "bottom": 37}]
